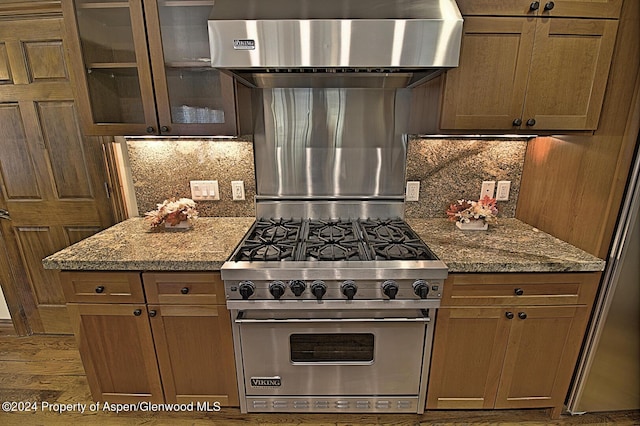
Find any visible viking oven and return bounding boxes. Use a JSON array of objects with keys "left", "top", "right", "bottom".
[{"left": 222, "top": 218, "right": 447, "bottom": 413}]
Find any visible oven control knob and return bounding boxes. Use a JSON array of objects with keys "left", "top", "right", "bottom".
[
  {"left": 413, "top": 280, "right": 430, "bottom": 299},
  {"left": 382, "top": 280, "right": 399, "bottom": 299},
  {"left": 238, "top": 281, "right": 255, "bottom": 300},
  {"left": 311, "top": 280, "right": 327, "bottom": 300},
  {"left": 269, "top": 281, "right": 286, "bottom": 300},
  {"left": 341, "top": 280, "right": 357, "bottom": 300},
  {"left": 289, "top": 280, "right": 306, "bottom": 297}
]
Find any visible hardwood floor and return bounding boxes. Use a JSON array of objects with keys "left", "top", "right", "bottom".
[{"left": 0, "top": 332, "right": 638, "bottom": 426}]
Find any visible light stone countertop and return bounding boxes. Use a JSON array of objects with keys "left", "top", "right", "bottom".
[{"left": 43, "top": 217, "right": 605, "bottom": 273}]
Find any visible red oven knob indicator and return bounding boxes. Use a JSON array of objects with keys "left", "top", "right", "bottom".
[
  {"left": 413, "top": 280, "right": 430, "bottom": 299},
  {"left": 269, "top": 281, "right": 286, "bottom": 300},
  {"left": 239, "top": 281, "right": 255, "bottom": 300},
  {"left": 382, "top": 280, "right": 399, "bottom": 299},
  {"left": 289, "top": 280, "right": 306, "bottom": 297},
  {"left": 311, "top": 280, "right": 327, "bottom": 300},
  {"left": 341, "top": 280, "right": 358, "bottom": 300}
]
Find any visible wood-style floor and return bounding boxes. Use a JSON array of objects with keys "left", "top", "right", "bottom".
[{"left": 0, "top": 327, "right": 638, "bottom": 426}]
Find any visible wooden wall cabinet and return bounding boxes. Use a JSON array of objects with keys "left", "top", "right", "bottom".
[
  {"left": 62, "top": 0, "right": 239, "bottom": 136},
  {"left": 426, "top": 272, "right": 600, "bottom": 418},
  {"left": 439, "top": 17, "right": 618, "bottom": 131},
  {"left": 456, "top": 0, "right": 622, "bottom": 19},
  {"left": 61, "top": 271, "right": 239, "bottom": 406}
]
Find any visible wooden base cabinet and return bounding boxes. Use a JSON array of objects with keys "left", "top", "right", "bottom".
[
  {"left": 426, "top": 273, "right": 600, "bottom": 418},
  {"left": 62, "top": 271, "right": 239, "bottom": 406}
]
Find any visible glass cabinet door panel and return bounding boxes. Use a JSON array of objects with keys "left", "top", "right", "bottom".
[
  {"left": 86, "top": 67, "right": 145, "bottom": 123},
  {"left": 158, "top": 0, "right": 214, "bottom": 65},
  {"left": 165, "top": 67, "right": 225, "bottom": 124}
]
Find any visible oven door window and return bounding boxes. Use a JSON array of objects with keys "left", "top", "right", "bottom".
[{"left": 290, "top": 333, "right": 374, "bottom": 363}]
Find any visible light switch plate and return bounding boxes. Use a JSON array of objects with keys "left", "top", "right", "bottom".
[
  {"left": 406, "top": 181, "right": 420, "bottom": 201},
  {"left": 480, "top": 180, "right": 496, "bottom": 199},
  {"left": 190, "top": 180, "right": 219, "bottom": 200}
]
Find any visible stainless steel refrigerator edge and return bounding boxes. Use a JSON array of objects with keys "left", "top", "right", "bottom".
[{"left": 567, "top": 137, "right": 640, "bottom": 413}]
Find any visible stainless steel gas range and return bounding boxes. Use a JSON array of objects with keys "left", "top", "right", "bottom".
[{"left": 221, "top": 217, "right": 447, "bottom": 413}]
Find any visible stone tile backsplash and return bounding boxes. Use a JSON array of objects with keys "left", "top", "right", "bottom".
[
  {"left": 127, "top": 138, "right": 255, "bottom": 217},
  {"left": 405, "top": 138, "right": 528, "bottom": 219}
]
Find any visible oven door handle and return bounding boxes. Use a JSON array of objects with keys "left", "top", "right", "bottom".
[{"left": 234, "top": 315, "right": 430, "bottom": 324}]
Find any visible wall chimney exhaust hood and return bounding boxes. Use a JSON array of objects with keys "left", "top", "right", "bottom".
[{"left": 208, "top": 0, "right": 463, "bottom": 88}]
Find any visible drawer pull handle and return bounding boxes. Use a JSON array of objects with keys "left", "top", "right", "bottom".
[
  {"left": 149, "top": 310, "right": 157, "bottom": 317},
  {"left": 530, "top": 1, "right": 540, "bottom": 11},
  {"left": 544, "top": 1, "right": 555, "bottom": 11},
  {"left": 514, "top": 288, "right": 524, "bottom": 296},
  {"left": 133, "top": 309, "right": 142, "bottom": 316},
  {"left": 181, "top": 287, "right": 189, "bottom": 294},
  {"left": 505, "top": 311, "right": 514, "bottom": 320},
  {"left": 518, "top": 312, "right": 528, "bottom": 320},
  {"left": 95, "top": 286, "right": 105, "bottom": 294}
]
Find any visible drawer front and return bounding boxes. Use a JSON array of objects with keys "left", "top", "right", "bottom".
[
  {"left": 441, "top": 273, "right": 600, "bottom": 307},
  {"left": 60, "top": 271, "right": 144, "bottom": 303},
  {"left": 143, "top": 272, "right": 224, "bottom": 305}
]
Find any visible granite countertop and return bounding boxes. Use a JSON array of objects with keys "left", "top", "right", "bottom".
[
  {"left": 43, "top": 216, "right": 605, "bottom": 273},
  {"left": 42, "top": 217, "right": 255, "bottom": 271},
  {"left": 407, "top": 218, "right": 605, "bottom": 273}
]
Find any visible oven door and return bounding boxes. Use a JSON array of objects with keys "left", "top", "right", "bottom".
[{"left": 235, "top": 309, "right": 429, "bottom": 397}]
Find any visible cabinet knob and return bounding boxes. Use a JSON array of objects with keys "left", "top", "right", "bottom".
[
  {"left": 161, "top": 126, "right": 170, "bottom": 132},
  {"left": 149, "top": 310, "right": 157, "bottom": 317},
  {"left": 181, "top": 287, "right": 189, "bottom": 294},
  {"left": 514, "top": 288, "right": 524, "bottom": 296},
  {"left": 505, "top": 311, "right": 515, "bottom": 320},
  {"left": 133, "top": 309, "right": 142, "bottom": 316},
  {"left": 512, "top": 118, "right": 522, "bottom": 126},
  {"left": 544, "top": 1, "right": 555, "bottom": 10},
  {"left": 526, "top": 118, "right": 536, "bottom": 127},
  {"left": 529, "top": 1, "right": 540, "bottom": 11},
  {"left": 95, "top": 286, "right": 105, "bottom": 294},
  {"left": 518, "top": 312, "right": 528, "bottom": 320},
  {"left": 146, "top": 126, "right": 155, "bottom": 134}
]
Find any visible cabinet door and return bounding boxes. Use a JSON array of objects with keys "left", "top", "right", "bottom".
[
  {"left": 426, "top": 307, "right": 511, "bottom": 409},
  {"left": 495, "top": 305, "right": 590, "bottom": 409},
  {"left": 149, "top": 304, "right": 239, "bottom": 406},
  {"left": 143, "top": 0, "right": 238, "bottom": 136},
  {"left": 440, "top": 17, "right": 535, "bottom": 130},
  {"left": 62, "top": 0, "right": 158, "bottom": 135},
  {"left": 522, "top": 18, "right": 618, "bottom": 130},
  {"left": 67, "top": 303, "right": 164, "bottom": 403}
]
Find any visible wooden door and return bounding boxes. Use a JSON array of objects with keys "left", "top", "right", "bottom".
[
  {"left": 0, "top": 17, "right": 114, "bottom": 334},
  {"left": 149, "top": 304, "right": 239, "bottom": 406},
  {"left": 455, "top": 0, "right": 622, "bottom": 18},
  {"left": 495, "top": 305, "right": 590, "bottom": 410},
  {"left": 426, "top": 307, "right": 511, "bottom": 409},
  {"left": 67, "top": 303, "right": 164, "bottom": 403},
  {"left": 522, "top": 18, "right": 618, "bottom": 130},
  {"left": 439, "top": 17, "right": 535, "bottom": 130}
]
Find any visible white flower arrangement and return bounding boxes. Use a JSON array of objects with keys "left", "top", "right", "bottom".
[{"left": 145, "top": 198, "right": 198, "bottom": 228}]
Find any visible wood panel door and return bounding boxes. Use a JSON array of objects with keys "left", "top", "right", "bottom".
[
  {"left": 455, "top": 0, "right": 622, "bottom": 18},
  {"left": 426, "top": 307, "right": 511, "bottom": 409},
  {"left": 149, "top": 304, "right": 239, "bottom": 406},
  {"left": 67, "top": 303, "right": 164, "bottom": 403},
  {"left": 522, "top": 18, "right": 618, "bottom": 130},
  {"left": 440, "top": 17, "right": 535, "bottom": 130},
  {"left": 495, "top": 305, "right": 591, "bottom": 409},
  {"left": 0, "top": 17, "right": 114, "bottom": 334}
]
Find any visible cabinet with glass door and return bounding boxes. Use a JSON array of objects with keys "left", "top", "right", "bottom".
[{"left": 63, "top": 0, "right": 239, "bottom": 136}]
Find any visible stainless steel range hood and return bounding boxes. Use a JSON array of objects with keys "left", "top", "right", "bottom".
[{"left": 208, "top": 0, "right": 463, "bottom": 88}]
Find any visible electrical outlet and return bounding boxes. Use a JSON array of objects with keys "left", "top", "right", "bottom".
[
  {"left": 190, "top": 180, "right": 219, "bottom": 200},
  {"left": 480, "top": 180, "right": 496, "bottom": 199},
  {"left": 496, "top": 180, "right": 511, "bottom": 201},
  {"left": 231, "top": 180, "right": 245, "bottom": 201},
  {"left": 406, "top": 181, "right": 420, "bottom": 201}
]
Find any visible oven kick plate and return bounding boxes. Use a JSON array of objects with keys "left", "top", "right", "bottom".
[{"left": 246, "top": 396, "right": 419, "bottom": 412}]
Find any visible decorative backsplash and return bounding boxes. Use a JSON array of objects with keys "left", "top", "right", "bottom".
[
  {"left": 405, "top": 138, "right": 528, "bottom": 219},
  {"left": 126, "top": 138, "right": 256, "bottom": 217}
]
